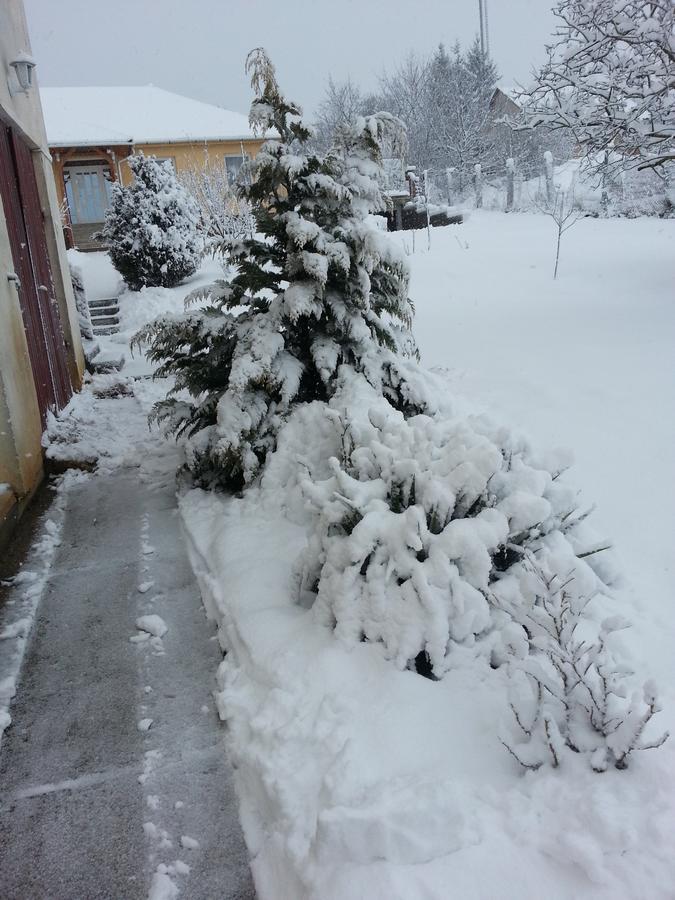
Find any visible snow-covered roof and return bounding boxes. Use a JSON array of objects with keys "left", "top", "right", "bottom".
[
  {"left": 493, "top": 84, "right": 522, "bottom": 106},
  {"left": 40, "top": 85, "right": 264, "bottom": 147}
]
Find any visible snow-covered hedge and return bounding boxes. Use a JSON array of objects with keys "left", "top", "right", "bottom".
[
  {"left": 99, "top": 154, "right": 203, "bottom": 291},
  {"left": 257, "top": 367, "right": 667, "bottom": 772}
]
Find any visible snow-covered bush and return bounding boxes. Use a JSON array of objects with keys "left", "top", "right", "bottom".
[
  {"left": 498, "top": 554, "right": 669, "bottom": 772},
  {"left": 136, "top": 50, "right": 422, "bottom": 489},
  {"left": 293, "top": 369, "right": 602, "bottom": 677},
  {"left": 177, "top": 158, "right": 255, "bottom": 246},
  {"left": 99, "top": 154, "right": 203, "bottom": 291}
]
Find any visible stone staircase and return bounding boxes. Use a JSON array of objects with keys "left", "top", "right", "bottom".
[
  {"left": 88, "top": 297, "right": 121, "bottom": 336},
  {"left": 82, "top": 297, "right": 125, "bottom": 373}
]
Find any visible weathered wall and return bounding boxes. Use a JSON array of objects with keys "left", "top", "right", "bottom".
[{"left": 0, "top": 0, "right": 84, "bottom": 541}]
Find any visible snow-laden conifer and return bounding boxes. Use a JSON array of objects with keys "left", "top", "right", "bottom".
[
  {"left": 100, "top": 154, "right": 203, "bottom": 291},
  {"left": 137, "top": 49, "right": 424, "bottom": 489}
]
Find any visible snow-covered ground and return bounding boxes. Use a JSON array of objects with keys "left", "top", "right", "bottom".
[
  {"left": 52, "top": 214, "right": 675, "bottom": 899},
  {"left": 178, "top": 212, "right": 675, "bottom": 900},
  {"left": 408, "top": 212, "right": 675, "bottom": 696},
  {"left": 68, "top": 248, "right": 224, "bottom": 378}
]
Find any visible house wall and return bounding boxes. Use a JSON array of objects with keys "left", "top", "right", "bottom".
[
  {"left": 51, "top": 138, "right": 265, "bottom": 216},
  {"left": 0, "top": 0, "right": 84, "bottom": 545},
  {"left": 118, "top": 138, "right": 266, "bottom": 184}
]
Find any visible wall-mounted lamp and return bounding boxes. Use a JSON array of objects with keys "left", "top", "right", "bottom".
[{"left": 9, "top": 51, "right": 36, "bottom": 96}]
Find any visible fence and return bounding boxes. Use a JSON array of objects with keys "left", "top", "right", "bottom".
[{"left": 436, "top": 154, "right": 672, "bottom": 219}]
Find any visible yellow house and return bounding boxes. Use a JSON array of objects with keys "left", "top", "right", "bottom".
[{"left": 39, "top": 85, "right": 266, "bottom": 249}]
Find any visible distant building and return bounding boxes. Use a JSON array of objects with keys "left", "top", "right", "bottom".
[
  {"left": 0, "top": 0, "right": 84, "bottom": 546},
  {"left": 40, "top": 85, "right": 268, "bottom": 249},
  {"left": 489, "top": 85, "right": 522, "bottom": 120}
]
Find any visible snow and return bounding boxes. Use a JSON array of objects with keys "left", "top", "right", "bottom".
[
  {"left": 136, "top": 615, "right": 168, "bottom": 638},
  {"left": 0, "top": 489, "right": 69, "bottom": 750},
  {"left": 66, "top": 248, "right": 223, "bottom": 380},
  {"left": 35, "top": 203, "right": 674, "bottom": 898},
  {"left": 148, "top": 866, "right": 179, "bottom": 900},
  {"left": 180, "top": 835, "right": 200, "bottom": 850},
  {"left": 40, "top": 85, "right": 268, "bottom": 147},
  {"left": 179, "top": 211, "right": 675, "bottom": 899}
]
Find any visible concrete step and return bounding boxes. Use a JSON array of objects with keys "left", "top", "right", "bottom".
[
  {"left": 92, "top": 326, "right": 120, "bottom": 336},
  {"left": 89, "top": 351, "right": 126, "bottom": 373},
  {"left": 89, "top": 297, "right": 119, "bottom": 309},
  {"left": 90, "top": 315, "right": 120, "bottom": 327},
  {"left": 81, "top": 339, "right": 101, "bottom": 363},
  {"left": 90, "top": 305, "right": 119, "bottom": 317}
]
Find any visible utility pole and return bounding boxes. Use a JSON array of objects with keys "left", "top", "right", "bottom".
[{"left": 478, "top": 0, "right": 490, "bottom": 56}]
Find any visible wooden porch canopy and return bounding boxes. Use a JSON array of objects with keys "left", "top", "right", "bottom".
[{"left": 51, "top": 145, "right": 132, "bottom": 249}]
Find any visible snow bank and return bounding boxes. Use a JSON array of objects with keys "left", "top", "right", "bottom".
[{"left": 180, "top": 367, "right": 674, "bottom": 899}]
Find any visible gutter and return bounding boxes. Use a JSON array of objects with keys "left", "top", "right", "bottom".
[{"left": 47, "top": 133, "right": 275, "bottom": 149}]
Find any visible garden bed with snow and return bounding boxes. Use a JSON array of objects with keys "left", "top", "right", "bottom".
[
  {"left": 180, "top": 435, "right": 671, "bottom": 898},
  {"left": 173, "top": 210, "right": 675, "bottom": 900}
]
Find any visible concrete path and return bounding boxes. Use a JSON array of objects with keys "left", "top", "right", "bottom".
[{"left": 0, "top": 395, "right": 255, "bottom": 898}]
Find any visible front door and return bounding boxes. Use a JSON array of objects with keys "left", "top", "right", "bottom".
[
  {"left": 0, "top": 122, "right": 72, "bottom": 426},
  {"left": 64, "top": 162, "right": 113, "bottom": 247}
]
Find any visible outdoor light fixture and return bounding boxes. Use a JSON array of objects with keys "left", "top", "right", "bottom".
[{"left": 8, "top": 51, "right": 36, "bottom": 96}]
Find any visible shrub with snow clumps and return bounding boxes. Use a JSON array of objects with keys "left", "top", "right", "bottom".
[{"left": 100, "top": 154, "right": 203, "bottom": 291}]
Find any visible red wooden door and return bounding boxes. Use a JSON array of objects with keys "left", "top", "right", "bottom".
[{"left": 0, "top": 122, "right": 72, "bottom": 426}]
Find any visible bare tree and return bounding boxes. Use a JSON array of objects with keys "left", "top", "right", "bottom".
[
  {"left": 517, "top": 0, "right": 675, "bottom": 176},
  {"left": 378, "top": 52, "right": 434, "bottom": 174},
  {"left": 313, "top": 76, "right": 372, "bottom": 151},
  {"left": 177, "top": 154, "right": 254, "bottom": 246},
  {"left": 535, "top": 179, "right": 583, "bottom": 278}
]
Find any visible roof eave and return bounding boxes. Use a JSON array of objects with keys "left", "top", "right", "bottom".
[{"left": 47, "top": 134, "right": 272, "bottom": 149}]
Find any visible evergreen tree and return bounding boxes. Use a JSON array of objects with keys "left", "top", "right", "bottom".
[
  {"left": 136, "top": 49, "right": 423, "bottom": 490},
  {"left": 100, "top": 154, "right": 203, "bottom": 291}
]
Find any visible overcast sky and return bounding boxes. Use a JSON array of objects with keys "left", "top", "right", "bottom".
[{"left": 25, "top": 0, "right": 557, "bottom": 117}]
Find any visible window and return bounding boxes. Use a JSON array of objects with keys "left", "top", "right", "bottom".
[{"left": 225, "top": 155, "right": 245, "bottom": 185}]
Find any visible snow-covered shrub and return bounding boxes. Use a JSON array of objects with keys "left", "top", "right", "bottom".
[
  {"left": 177, "top": 158, "right": 255, "bottom": 246},
  {"left": 498, "top": 554, "right": 669, "bottom": 772},
  {"left": 136, "top": 50, "right": 422, "bottom": 489},
  {"left": 99, "top": 154, "right": 203, "bottom": 291},
  {"left": 290, "top": 370, "right": 595, "bottom": 677}
]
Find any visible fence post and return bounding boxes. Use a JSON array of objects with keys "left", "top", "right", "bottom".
[
  {"left": 445, "top": 167, "right": 455, "bottom": 206},
  {"left": 544, "top": 151, "right": 554, "bottom": 204},
  {"left": 474, "top": 163, "right": 483, "bottom": 209},
  {"left": 506, "top": 157, "right": 515, "bottom": 212}
]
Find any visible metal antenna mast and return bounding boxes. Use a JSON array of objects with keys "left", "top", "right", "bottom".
[
  {"left": 484, "top": 0, "right": 490, "bottom": 55},
  {"left": 478, "top": 0, "right": 490, "bottom": 56}
]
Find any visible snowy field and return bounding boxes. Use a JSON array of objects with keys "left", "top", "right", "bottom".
[
  {"left": 408, "top": 211, "right": 675, "bottom": 695},
  {"left": 177, "top": 212, "right": 675, "bottom": 900},
  {"left": 61, "top": 212, "right": 675, "bottom": 899}
]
